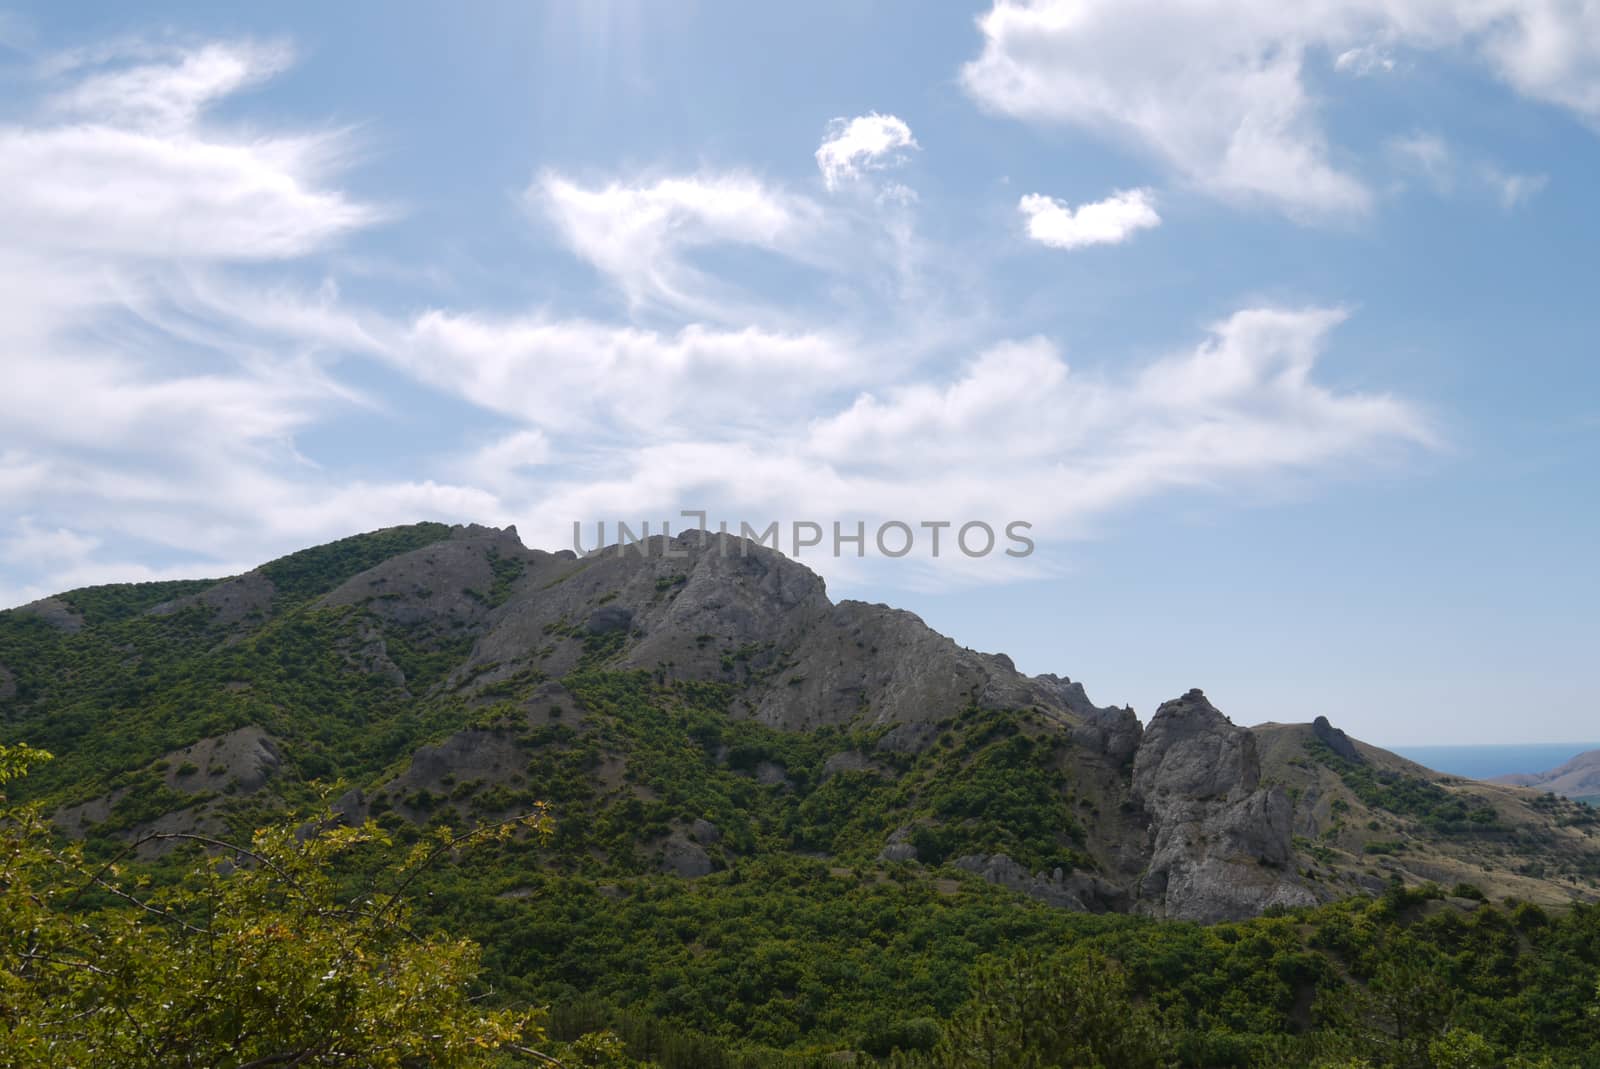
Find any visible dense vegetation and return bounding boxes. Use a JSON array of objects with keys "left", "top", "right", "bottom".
[
  {"left": 1, "top": 743, "right": 548, "bottom": 1068},
  {"left": 6, "top": 527, "right": 1600, "bottom": 1066},
  {"left": 0, "top": 526, "right": 464, "bottom": 807},
  {"left": 1305, "top": 739, "right": 1503, "bottom": 836}
]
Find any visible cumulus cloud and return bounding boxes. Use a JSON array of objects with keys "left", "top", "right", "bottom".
[
  {"left": 802, "top": 307, "right": 1431, "bottom": 527},
  {"left": 815, "top": 113, "right": 918, "bottom": 191},
  {"left": 961, "top": 0, "right": 1600, "bottom": 218},
  {"left": 1018, "top": 188, "right": 1160, "bottom": 249}
]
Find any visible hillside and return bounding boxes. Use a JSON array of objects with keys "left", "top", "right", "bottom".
[
  {"left": 1495, "top": 749, "right": 1600, "bottom": 805},
  {"left": 6, "top": 522, "right": 1600, "bottom": 1062},
  {"left": 4, "top": 521, "right": 1596, "bottom": 919}
]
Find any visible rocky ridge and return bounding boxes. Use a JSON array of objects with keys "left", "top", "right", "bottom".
[{"left": 7, "top": 523, "right": 1599, "bottom": 922}]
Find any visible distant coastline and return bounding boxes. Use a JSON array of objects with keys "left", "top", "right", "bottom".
[{"left": 1390, "top": 743, "right": 1600, "bottom": 781}]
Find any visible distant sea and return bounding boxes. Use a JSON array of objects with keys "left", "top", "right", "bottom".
[{"left": 1389, "top": 743, "right": 1600, "bottom": 781}]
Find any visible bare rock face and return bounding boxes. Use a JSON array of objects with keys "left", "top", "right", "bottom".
[
  {"left": 448, "top": 531, "right": 1112, "bottom": 740},
  {"left": 874, "top": 722, "right": 940, "bottom": 754},
  {"left": 321, "top": 524, "right": 537, "bottom": 632},
  {"left": 365, "top": 728, "right": 530, "bottom": 822},
  {"left": 880, "top": 842, "right": 919, "bottom": 862},
  {"left": 1131, "top": 690, "right": 1316, "bottom": 922},
  {"left": 953, "top": 854, "right": 1129, "bottom": 913},
  {"left": 148, "top": 572, "right": 275, "bottom": 628},
  {"left": 52, "top": 727, "right": 282, "bottom": 851},
  {"left": 346, "top": 618, "right": 409, "bottom": 690},
  {"left": 878, "top": 826, "right": 920, "bottom": 863},
  {"left": 660, "top": 834, "right": 713, "bottom": 877},
  {"left": 1312, "top": 715, "right": 1362, "bottom": 763},
  {"left": 14, "top": 596, "right": 84, "bottom": 633},
  {"left": 165, "top": 727, "right": 282, "bottom": 795}
]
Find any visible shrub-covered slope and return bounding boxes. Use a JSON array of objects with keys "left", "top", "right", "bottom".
[
  {"left": 6, "top": 523, "right": 1600, "bottom": 1064},
  {"left": 3, "top": 522, "right": 1597, "bottom": 918}
]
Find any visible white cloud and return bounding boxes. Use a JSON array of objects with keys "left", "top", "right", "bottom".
[
  {"left": 815, "top": 113, "right": 918, "bottom": 191},
  {"left": 1389, "top": 132, "right": 1455, "bottom": 192},
  {"left": 962, "top": 1, "right": 1372, "bottom": 217},
  {"left": 0, "top": 42, "right": 376, "bottom": 261},
  {"left": 961, "top": 0, "right": 1600, "bottom": 218},
  {"left": 0, "top": 40, "right": 453, "bottom": 604},
  {"left": 1018, "top": 188, "right": 1160, "bottom": 249},
  {"left": 0, "top": 30, "right": 1442, "bottom": 605},
  {"left": 1334, "top": 44, "right": 1397, "bottom": 76},
  {"left": 419, "top": 308, "right": 1432, "bottom": 569},
  {"left": 802, "top": 308, "right": 1431, "bottom": 529},
  {"left": 1484, "top": 167, "right": 1548, "bottom": 208},
  {"left": 0, "top": 124, "right": 374, "bottom": 260},
  {"left": 49, "top": 40, "right": 293, "bottom": 131},
  {"left": 1387, "top": 133, "right": 1550, "bottom": 206},
  {"left": 394, "top": 313, "right": 858, "bottom": 436},
  {"left": 534, "top": 171, "right": 819, "bottom": 317},
  {"left": 470, "top": 429, "right": 552, "bottom": 472},
  {"left": 1331, "top": 44, "right": 1395, "bottom": 76},
  {"left": 1, "top": 521, "right": 101, "bottom": 567}
]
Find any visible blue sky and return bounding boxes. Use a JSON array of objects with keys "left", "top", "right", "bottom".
[{"left": 1, "top": 1, "right": 1596, "bottom": 744}]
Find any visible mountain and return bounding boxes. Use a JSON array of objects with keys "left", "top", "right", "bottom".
[
  {"left": 3, "top": 522, "right": 1598, "bottom": 929},
  {"left": 1494, "top": 749, "right": 1600, "bottom": 804}
]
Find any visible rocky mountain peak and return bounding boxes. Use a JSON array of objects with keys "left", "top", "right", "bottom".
[
  {"left": 1312, "top": 715, "right": 1363, "bottom": 762},
  {"left": 1131, "top": 689, "right": 1312, "bottom": 921},
  {"left": 1134, "top": 688, "right": 1260, "bottom": 802}
]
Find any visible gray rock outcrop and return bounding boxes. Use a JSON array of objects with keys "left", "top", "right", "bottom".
[
  {"left": 954, "top": 854, "right": 1127, "bottom": 912},
  {"left": 1131, "top": 690, "right": 1316, "bottom": 922},
  {"left": 878, "top": 825, "right": 920, "bottom": 863},
  {"left": 51, "top": 727, "right": 282, "bottom": 851},
  {"left": 660, "top": 834, "right": 713, "bottom": 877},
  {"left": 166, "top": 726, "right": 282, "bottom": 795},
  {"left": 14, "top": 596, "right": 84, "bottom": 632},
  {"left": 437, "top": 531, "right": 1126, "bottom": 740},
  {"left": 1312, "top": 715, "right": 1362, "bottom": 762},
  {"left": 148, "top": 572, "right": 274, "bottom": 628}
]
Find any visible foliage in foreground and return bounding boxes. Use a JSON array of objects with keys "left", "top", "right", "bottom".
[
  {"left": 8, "top": 731, "right": 1600, "bottom": 1068},
  {"left": 1, "top": 742, "right": 549, "bottom": 1068}
]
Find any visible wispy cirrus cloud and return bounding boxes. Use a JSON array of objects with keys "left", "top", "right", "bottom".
[
  {"left": 1387, "top": 131, "right": 1549, "bottom": 207},
  {"left": 0, "top": 41, "right": 377, "bottom": 260},
  {"left": 0, "top": 28, "right": 1440, "bottom": 607},
  {"left": 0, "top": 38, "right": 471, "bottom": 607},
  {"left": 532, "top": 171, "right": 824, "bottom": 318}
]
